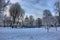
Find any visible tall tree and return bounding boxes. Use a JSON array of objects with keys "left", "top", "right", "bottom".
[
  {"left": 24, "top": 16, "right": 29, "bottom": 27},
  {"left": 36, "top": 18, "right": 42, "bottom": 27},
  {"left": 29, "top": 15, "right": 34, "bottom": 27},
  {"left": 54, "top": 1, "right": 60, "bottom": 24},
  {"left": 0, "top": 0, "right": 10, "bottom": 26},
  {"left": 55, "top": 1, "right": 60, "bottom": 16},
  {"left": 9, "top": 3, "right": 25, "bottom": 27},
  {"left": 42, "top": 9, "right": 52, "bottom": 32}
]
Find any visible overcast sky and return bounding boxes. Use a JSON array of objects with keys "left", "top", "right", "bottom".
[{"left": 6, "top": 0, "right": 58, "bottom": 18}]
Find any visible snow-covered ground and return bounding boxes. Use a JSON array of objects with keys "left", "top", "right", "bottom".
[{"left": 0, "top": 27, "right": 60, "bottom": 40}]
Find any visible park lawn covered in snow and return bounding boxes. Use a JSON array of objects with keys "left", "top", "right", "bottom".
[{"left": 0, "top": 27, "right": 60, "bottom": 40}]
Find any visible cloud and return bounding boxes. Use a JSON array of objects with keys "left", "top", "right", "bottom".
[
  {"left": 5, "top": 0, "right": 56, "bottom": 18},
  {"left": 10, "top": 0, "right": 19, "bottom": 3},
  {"left": 19, "top": 0, "right": 56, "bottom": 18}
]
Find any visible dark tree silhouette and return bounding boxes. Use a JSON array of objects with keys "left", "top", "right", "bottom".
[
  {"left": 24, "top": 16, "right": 29, "bottom": 27},
  {"left": 36, "top": 18, "right": 42, "bottom": 27},
  {"left": 29, "top": 15, "right": 34, "bottom": 27},
  {"left": 43, "top": 9, "right": 52, "bottom": 17},
  {"left": 9, "top": 3, "right": 25, "bottom": 27},
  {"left": 42, "top": 9, "right": 52, "bottom": 32},
  {"left": 0, "top": 0, "right": 10, "bottom": 27},
  {"left": 54, "top": 1, "right": 60, "bottom": 24},
  {"left": 55, "top": 1, "right": 60, "bottom": 16}
]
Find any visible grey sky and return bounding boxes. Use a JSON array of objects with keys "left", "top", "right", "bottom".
[{"left": 5, "top": 0, "right": 58, "bottom": 18}]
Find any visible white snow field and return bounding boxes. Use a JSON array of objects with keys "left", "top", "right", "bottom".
[{"left": 0, "top": 27, "right": 60, "bottom": 40}]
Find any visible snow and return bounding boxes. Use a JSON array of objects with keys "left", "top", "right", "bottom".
[{"left": 0, "top": 27, "right": 60, "bottom": 40}]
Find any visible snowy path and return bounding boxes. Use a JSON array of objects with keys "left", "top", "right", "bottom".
[{"left": 0, "top": 27, "right": 60, "bottom": 40}]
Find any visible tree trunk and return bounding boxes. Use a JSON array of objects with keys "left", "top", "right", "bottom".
[
  {"left": 55, "top": 23, "right": 57, "bottom": 31},
  {"left": 47, "top": 25, "right": 49, "bottom": 32},
  {"left": 12, "top": 17, "right": 15, "bottom": 28},
  {"left": 4, "top": 20, "right": 5, "bottom": 27},
  {"left": 13, "top": 17, "right": 15, "bottom": 24}
]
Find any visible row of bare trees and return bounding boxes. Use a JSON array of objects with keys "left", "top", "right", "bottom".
[
  {"left": 0, "top": 0, "right": 60, "bottom": 28},
  {"left": 0, "top": 0, "right": 25, "bottom": 27},
  {"left": 23, "top": 15, "right": 42, "bottom": 28}
]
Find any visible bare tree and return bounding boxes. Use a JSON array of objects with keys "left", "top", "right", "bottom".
[
  {"left": 29, "top": 15, "right": 34, "bottom": 27},
  {"left": 24, "top": 16, "right": 29, "bottom": 27},
  {"left": 54, "top": 1, "right": 60, "bottom": 15},
  {"left": 54, "top": 0, "right": 60, "bottom": 24},
  {"left": 9, "top": 3, "right": 25, "bottom": 27},
  {"left": 36, "top": 18, "right": 42, "bottom": 27},
  {"left": 0, "top": 0, "right": 10, "bottom": 26},
  {"left": 42, "top": 9, "right": 52, "bottom": 32}
]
